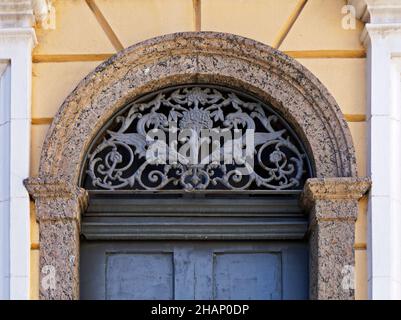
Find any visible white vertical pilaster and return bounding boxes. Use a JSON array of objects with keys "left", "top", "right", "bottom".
[
  {"left": 0, "top": 28, "right": 36, "bottom": 300},
  {"left": 360, "top": 0, "right": 401, "bottom": 300},
  {"left": 0, "top": 0, "right": 54, "bottom": 299},
  {"left": 0, "top": 61, "right": 11, "bottom": 299}
]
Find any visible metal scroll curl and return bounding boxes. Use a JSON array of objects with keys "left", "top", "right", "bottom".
[{"left": 83, "top": 85, "right": 312, "bottom": 191}]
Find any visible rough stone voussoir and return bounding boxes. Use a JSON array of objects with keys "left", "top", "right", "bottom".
[{"left": 37, "top": 32, "right": 358, "bottom": 183}]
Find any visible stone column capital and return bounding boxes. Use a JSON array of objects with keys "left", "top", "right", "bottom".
[
  {"left": 23, "top": 177, "right": 87, "bottom": 200},
  {"left": 0, "top": 0, "right": 55, "bottom": 29},
  {"left": 301, "top": 177, "right": 371, "bottom": 225},
  {"left": 24, "top": 177, "right": 88, "bottom": 222},
  {"left": 301, "top": 177, "right": 371, "bottom": 206},
  {"left": 354, "top": 0, "right": 401, "bottom": 47}
]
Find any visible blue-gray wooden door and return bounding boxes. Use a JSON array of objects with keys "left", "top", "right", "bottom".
[{"left": 80, "top": 241, "right": 308, "bottom": 300}]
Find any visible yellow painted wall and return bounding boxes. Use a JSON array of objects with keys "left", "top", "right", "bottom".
[{"left": 30, "top": 0, "right": 368, "bottom": 299}]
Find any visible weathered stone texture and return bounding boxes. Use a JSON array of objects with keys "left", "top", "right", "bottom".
[
  {"left": 302, "top": 178, "right": 371, "bottom": 300},
  {"left": 24, "top": 178, "right": 88, "bottom": 299},
  {"left": 38, "top": 32, "right": 357, "bottom": 184},
  {"left": 24, "top": 32, "right": 369, "bottom": 299}
]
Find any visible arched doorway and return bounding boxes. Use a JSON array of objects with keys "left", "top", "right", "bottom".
[
  {"left": 24, "top": 32, "right": 370, "bottom": 300},
  {"left": 79, "top": 84, "right": 312, "bottom": 299}
]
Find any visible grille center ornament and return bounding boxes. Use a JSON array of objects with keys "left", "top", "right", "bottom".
[{"left": 84, "top": 86, "right": 311, "bottom": 191}]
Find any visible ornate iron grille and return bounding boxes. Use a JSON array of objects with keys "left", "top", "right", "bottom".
[{"left": 82, "top": 85, "right": 312, "bottom": 192}]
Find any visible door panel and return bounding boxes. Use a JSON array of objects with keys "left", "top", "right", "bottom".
[
  {"left": 106, "top": 253, "right": 174, "bottom": 300},
  {"left": 80, "top": 241, "right": 308, "bottom": 300},
  {"left": 213, "top": 252, "right": 281, "bottom": 300},
  {"left": 174, "top": 247, "right": 213, "bottom": 300}
]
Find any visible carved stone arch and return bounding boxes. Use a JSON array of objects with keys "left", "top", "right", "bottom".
[
  {"left": 25, "top": 32, "right": 370, "bottom": 300},
  {"left": 39, "top": 32, "right": 356, "bottom": 182}
]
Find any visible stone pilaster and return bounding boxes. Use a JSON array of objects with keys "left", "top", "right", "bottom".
[
  {"left": 301, "top": 177, "right": 371, "bottom": 300},
  {"left": 24, "top": 178, "right": 88, "bottom": 300},
  {"left": 359, "top": 0, "right": 401, "bottom": 300}
]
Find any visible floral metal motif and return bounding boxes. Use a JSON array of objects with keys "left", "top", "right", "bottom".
[{"left": 84, "top": 86, "right": 311, "bottom": 191}]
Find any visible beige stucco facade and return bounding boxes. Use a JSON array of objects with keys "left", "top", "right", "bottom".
[{"left": 29, "top": 0, "right": 368, "bottom": 299}]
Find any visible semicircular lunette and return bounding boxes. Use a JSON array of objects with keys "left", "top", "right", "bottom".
[{"left": 83, "top": 85, "right": 313, "bottom": 192}]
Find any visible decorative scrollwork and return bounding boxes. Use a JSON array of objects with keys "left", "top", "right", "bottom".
[{"left": 83, "top": 85, "right": 311, "bottom": 191}]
